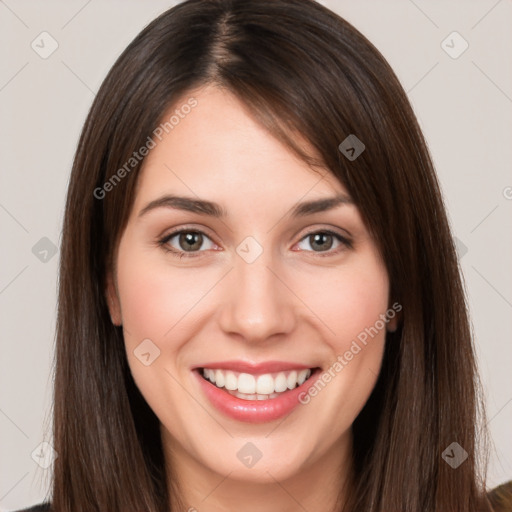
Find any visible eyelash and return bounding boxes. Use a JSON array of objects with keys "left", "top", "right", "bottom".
[{"left": 157, "top": 227, "right": 353, "bottom": 259}]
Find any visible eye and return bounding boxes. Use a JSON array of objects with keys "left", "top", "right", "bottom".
[
  {"left": 295, "top": 230, "right": 352, "bottom": 256},
  {"left": 158, "top": 228, "right": 352, "bottom": 259},
  {"left": 158, "top": 229, "right": 217, "bottom": 258}
]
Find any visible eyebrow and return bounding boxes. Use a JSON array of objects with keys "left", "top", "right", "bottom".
[{"left": 137, "top": 193, "right": 353, "bottom": 219}]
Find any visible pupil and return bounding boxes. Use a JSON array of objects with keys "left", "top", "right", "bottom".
[
  {"left": 180, "top": 232, "right": 202, "bottom": 251},
  {"left": 311, "top": 233, "right": 332, "bottom": 251}
]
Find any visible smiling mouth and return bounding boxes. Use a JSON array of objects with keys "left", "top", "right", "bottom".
[{"left": 197, "top": 367, "right": 319, "bottom": 401}]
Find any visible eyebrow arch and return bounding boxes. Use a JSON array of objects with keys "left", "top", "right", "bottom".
[
  {"left": 138, "top": 195, "right": 227, "bottom": 218},
  {"left": 290, "top": 194, "right": 353, "bottom": 217},
  {"left": 137, "top": 193, "right": 353, "bottom": 219}
]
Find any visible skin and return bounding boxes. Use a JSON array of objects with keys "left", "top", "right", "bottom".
[{"left": 107, "top": 85, "right": 397, "bottom": 512}]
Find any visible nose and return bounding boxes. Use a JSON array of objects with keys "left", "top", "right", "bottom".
[{"left": 217, "top": 248, "right": 296, "bottom": 344}]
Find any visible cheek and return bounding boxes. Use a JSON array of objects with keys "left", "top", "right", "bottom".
[
  {"left": 290, "top": 255, "right": 390, "bottom": 415},
  {"left": 293, "top": 257, "right": 390, "bottom": 352},
  {"left": 116, "top": 248, "right": 211, "bottom": 346},
  {"left": 115, "top": 247, "right": 204, "bottom": 414}
]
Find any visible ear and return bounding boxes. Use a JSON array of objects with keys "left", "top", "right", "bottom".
[
  {"left": 386, "top": 313, "right": 398, "bottom": 333},
  {"left": 106, "top": 271, "right": 122, "bottom": 326},
  {"left": 386, "top": 301, "right": 401, "bottom": 333}
]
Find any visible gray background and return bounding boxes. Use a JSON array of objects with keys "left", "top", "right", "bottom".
[{"left": 1, "top": 0, "right": 511, "bottom": 509}]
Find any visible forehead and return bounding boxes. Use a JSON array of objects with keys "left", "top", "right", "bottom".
[{"left": 133, "top": 85, "right": 349, "bottom": 211}]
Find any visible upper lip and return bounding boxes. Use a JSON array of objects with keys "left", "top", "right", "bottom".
[{"left": 192, "top": 360, "right": 317, "bottom": 374}]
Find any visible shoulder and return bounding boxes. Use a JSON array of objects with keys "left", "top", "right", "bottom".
[
  {"left": 12, "top": 504, "right": 51, "bottom": 512},
  {"left": 487, "top": 481, "right": 512, "bottom": 512}
]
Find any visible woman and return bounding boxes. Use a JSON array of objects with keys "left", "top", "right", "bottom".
[{"left": 16, "top": 0, "right": 511, "bottom": 510}]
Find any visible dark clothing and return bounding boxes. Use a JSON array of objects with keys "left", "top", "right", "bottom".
[
  {"left": 14, "top": 504, "right": 51, "bottom": 512},
  {"left": 487, "top": 481, "right": 512, "bottom": 512},
  {"left": 13, "top": 481, "right": 512, "bottom": 511}
]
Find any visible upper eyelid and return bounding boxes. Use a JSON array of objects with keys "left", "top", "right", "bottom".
[
  {"left": 160, "top": 225, "right": 351, "bottom": 249},
  {"left": 160, "top": 225, "right": 219, "bottom": 245}
]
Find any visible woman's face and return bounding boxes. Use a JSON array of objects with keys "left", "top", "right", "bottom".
[{"left": 108, "top": 85, "right": 395, "bottom": 484}]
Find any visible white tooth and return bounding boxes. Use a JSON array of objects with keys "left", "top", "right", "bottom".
[
  {"left": 238, "top": 373, "right": 256, "bottom": 394},
  {"left": 235, "top": 391, "right": 256, "bottom": 400},
  {"left": 287, "top": 370, "right": 298, "bottom": 389},
  {"left": 225, "top": 371, "right": 238, "bottom": 390},
  {"left": 215, "top": 369, "right": 225, "bottom": 388},
  {"left": 297, "top": 369, "right": 309, "bottom": 385},
  {"left": 270, "top": 392, "right": 279, "bottom": 399},
  {"left": 205, "top": 368, "right": 311, "bottom": 394},
  {"left": 256, "top": 374, "right": 274, "bottom": 394},
  {"left": 274, "top": 372, "right": 288, "bottom": 392},
  {"left": 257, "top": 394, "right": 268, "bottom": 400}
]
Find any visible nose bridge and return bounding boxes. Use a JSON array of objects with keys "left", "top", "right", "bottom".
[{"left": 218, "top": 243, "right": 295, "bottom": 341}]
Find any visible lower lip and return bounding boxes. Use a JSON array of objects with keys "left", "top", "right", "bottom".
[{"left": 193, "top": 368, "right": 322, "bottom": 423}]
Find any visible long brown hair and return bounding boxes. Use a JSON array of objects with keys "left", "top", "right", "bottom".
[{"left": 52, "top": 0, "right": 492, "bottom": 510}]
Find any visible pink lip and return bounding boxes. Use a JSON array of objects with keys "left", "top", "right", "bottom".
[
  {"left": 193, "top": 367, "right": 322, "bottom": 423},
  {"left": 191, "top": 360, "right": 314, "bottom": 374}
]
